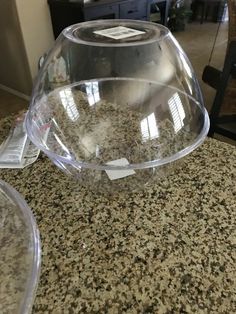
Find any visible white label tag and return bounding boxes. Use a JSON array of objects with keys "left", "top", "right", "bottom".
[
  {"left": 105, "top": 158, "right": 135, "bottom": 181},
  {"left": 94, "top": 26, "right": 145, "bottom": 40}
]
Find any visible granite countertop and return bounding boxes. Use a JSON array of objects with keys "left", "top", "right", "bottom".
[{"left": 0, "top": 115, "right": 236, "bottom": 313}]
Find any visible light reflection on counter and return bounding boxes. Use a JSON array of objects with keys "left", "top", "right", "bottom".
[
  {"left": 141, "top": 112, "right": 159, "bottom": 142},
  {"left": 59, "top": 88, "right": 80, "bottom": 121},
  {"left": 168, "top": 92, "right": 185, "bottom": 133},
  {"left": 85, "top": 82, "right": 100, "bottom": 106}
]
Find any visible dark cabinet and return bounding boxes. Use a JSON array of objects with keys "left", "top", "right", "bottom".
[
  {"left": 83, "top": 0, "right": 150, "bottom": 22},
  {"left": 48, "top": 0, "right": 84, "bottom": 38},
  {"left": 83, "top": 4, "right": 119, "bottom": 20},
  {"left": 48, "top": 0, "right": 169, "bottom": 39},
  {"left": 119, "top": 1, "right": 149, "bottom": 20}
]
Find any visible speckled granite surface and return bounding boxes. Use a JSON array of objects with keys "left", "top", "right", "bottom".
[
  {"left": 0, "top": 184, "right": 33, "bottom": 314},
  {"left": 0, "top": 115, "right": 236, "bottom": 313}
]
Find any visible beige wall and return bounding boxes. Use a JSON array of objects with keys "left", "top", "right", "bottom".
[
  {"left": 0, "top": 0, "right": 32, "bottom": 95},
  {"left": 16, "top": 0, "right": 55, "bottom": 80}
]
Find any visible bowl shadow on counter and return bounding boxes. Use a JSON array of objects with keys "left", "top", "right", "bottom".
[{"left": 55, "top": 157, "right": 185, "bottom": 196}]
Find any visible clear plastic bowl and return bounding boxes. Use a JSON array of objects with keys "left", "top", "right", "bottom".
[
  {"left": 0, "top": 180, "right": 41, "bottom": 313},
  {"left": 26, "top": 20, "right": 209, "bottom": 191}
]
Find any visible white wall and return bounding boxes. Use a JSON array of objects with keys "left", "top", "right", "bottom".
[
  {"left": 15, "top": 0, "right": 55, "bottom": 80},
  {"left": 0, "top": 0, "right": 32, "bottom": 95}
]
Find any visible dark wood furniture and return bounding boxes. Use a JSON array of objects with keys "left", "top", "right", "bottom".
[
  {"left": 203, "top": 41, "right": 236, "bottom": 140},
  {"left": 48, "top": 0, "right": 170, "bottom": 39},
  {"left": 83, "top": 0, "right": 150, "bottom": 21},
  {"left": 191, "top": 0, "right": 226, "bottom": 23},
  {"left": 202, "top": 0, "right": 236, "bottom": 140}
]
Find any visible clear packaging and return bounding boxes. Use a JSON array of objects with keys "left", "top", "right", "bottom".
[
  {"left": 0, "top": 114, "right": 40, "bottom": 169},
  {"left": 0, "top": 180, "right": 41, "bottom": 313},
  {"left": 26, "top": 20, "right": 209, "bottom": 191},
  {"left": 0, "top": 114, "right": 27, "bottom": 164}
]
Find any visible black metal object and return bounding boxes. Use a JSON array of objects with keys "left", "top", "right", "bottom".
[
  {"left": 203, "top": 41, "right": 236, "bottom": 140},
  {"left": 202, "top": 65, "right": 221, "bottom": 89},
  {"left": 152, "top": 0, "right": 170, "bottom": 26}
]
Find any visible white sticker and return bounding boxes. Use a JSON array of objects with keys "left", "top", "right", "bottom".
[
  {"left": 94, "top": 26, "right": 145, "bottom": 40},
  {"left": 105, "top": 158, "right": 135, "bottom": 181}
]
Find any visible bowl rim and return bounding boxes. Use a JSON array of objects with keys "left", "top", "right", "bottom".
[
  {"left": 0, "top": 179, "right": 41, "bottom": 314},
  {"left": 62, "top": 19, "right": 171, "bottom": 47},
  {"left": 26, "top": 78, "right": 210, "bottom": 171}
]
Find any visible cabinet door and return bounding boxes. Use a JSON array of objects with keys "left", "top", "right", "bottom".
[
  {"left": 119, "top": 0, "right": 149, "bottom": 20},
  {"left": 84, "top": 4, "right": 119, "bottom": 20}
]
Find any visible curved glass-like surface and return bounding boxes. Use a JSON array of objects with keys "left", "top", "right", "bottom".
[
  {"left": 0, "top": 180, "right": 41, "bottom": 313},
  {"left": 26, "top": 20, "right": 209, "bottom": 188}
]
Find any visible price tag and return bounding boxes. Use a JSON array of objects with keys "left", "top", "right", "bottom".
[
  {"left": 105, "top": 158, "right": 135, "bottom": 180},
  {"left": 94, "top": 26, "right": 145, "bottom": 40}
]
